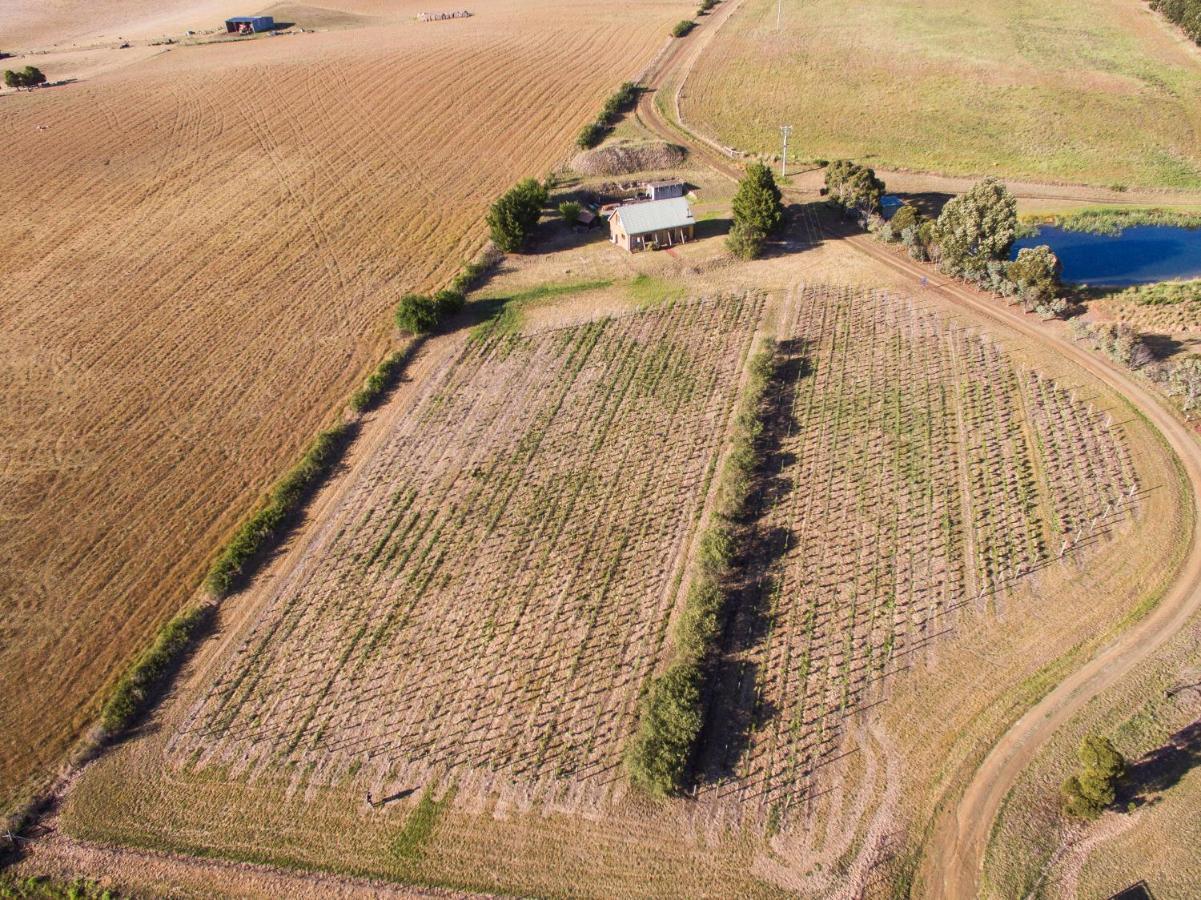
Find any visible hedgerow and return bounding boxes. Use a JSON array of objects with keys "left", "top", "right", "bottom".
[
  {"left": 1150, "top": 0, "right": 1201, "bottom": 45},
  {"left": 100, "top": 604, "right": 213, "bottom": 734},
  {"left": 204, "top": 423, "right": 355, "bottom": 597},
  {"left": 626, "top": 344, "right": 776, "bottom": 795},
  {"left": 576, "top": 82, "right": 641, "bottom": 149}
]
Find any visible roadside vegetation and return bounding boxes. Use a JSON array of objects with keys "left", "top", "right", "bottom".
[
  {"left": 672, "top": 20, "right": 696, "bottom": 37},
  {"left": 576, "top": 82, "right": 641, "bottom": 150}
]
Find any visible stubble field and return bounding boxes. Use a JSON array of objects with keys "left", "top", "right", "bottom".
[
  {"left": 0, "top": 0, "right": 684, "bottom": 812},
  {"left": 681, "top": 0, "right": 1201, "bottom": 187}
]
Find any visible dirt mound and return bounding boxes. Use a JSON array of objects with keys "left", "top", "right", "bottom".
[{"left": 571, "top": 139, "right": 686, "bottom": 175}]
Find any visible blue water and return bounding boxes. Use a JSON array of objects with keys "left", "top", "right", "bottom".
[{"left": 1012, "top": 225, "right": 1201, "bottom": 287}]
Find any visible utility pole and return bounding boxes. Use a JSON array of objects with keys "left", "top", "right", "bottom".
[
  {"left": 779, "top": 125, "right": 792, "bottom": 177},
  {"left": 777, "top": 0, "right": 783, "bottom": 31}
]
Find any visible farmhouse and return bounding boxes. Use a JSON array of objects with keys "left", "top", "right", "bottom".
[
  {"left": 224, "top": 15, "right": 274, "bottom": 33},
  {"left": 644, "top": 178, "right": 687, "bottom": 201},
  {"left": 609, "top": 197, "right": 694, "bottom": 252}
]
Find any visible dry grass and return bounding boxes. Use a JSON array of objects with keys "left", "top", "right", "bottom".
[
  {"left": 681, "top": 0, "right": 1201, "bottom": 187},
  {"left": 0, "top": 0, "right": 684, "bottom": 814}
]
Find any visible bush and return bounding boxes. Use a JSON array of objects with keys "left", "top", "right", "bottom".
[
  {"left": 558, "top": 200, "right": 582, "bottom": 225},
  {"left": 625, "top": 662, "right": 702, "bottom": 795},
  {"left": 1062, "top": 734, "right": 1126, "bottom": 820},
  {"left": 100, "top": 604, "right": 214, "bottom": 734},
  {"left": 672, "top": 20, "right": 696, "bottom": 37},
  {"left": 1165, "top": 354, "right": 1201, "bottom": 412},
  {"left": 889, "top": 204, "right": 919, "bottom": 236},
  {"left": 433, "top": 287, "right": 465, "bottom": 317},
  {"left": 1151, "top": 0, "right": 1201, "bottom": 45},
  {"left": 577, "top": 120, "right": 607, "bottom": 150},
  {"left": 350, "top": 350, "right": 406, "bottom": 413},
  {"left": 395, "top": 293, "right": 440, "bottom": 334},
  {"left": 205, "top": 423, "right": 353, "bottom": 596},
  {"left": 1007, "top": 245, "right": 1063, "bottom": 311},
  {"left": 1071, "top": 320, "right": 1154, "bottom": 370},
  {"left": 726, "top": 221, "right": 766, "bottom": 260},
  {"left": 3, "top": 66, "right": 46, "bottom": 89},
  {"left": 697, "top": 0, "right": 718, "bottom": 12},
  {"left": 824, "top": 159, "right": 885, "bottom": 214},
  {"left": 486, "top": 178, "right": 548, "bottom": 252}
]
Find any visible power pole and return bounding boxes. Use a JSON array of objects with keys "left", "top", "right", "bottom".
[
  {"left": 777, "top": 0, "right": 783, "bottom": 31},
  {"left": 779, "top": 125, "right": 792, "bottom": 177}
]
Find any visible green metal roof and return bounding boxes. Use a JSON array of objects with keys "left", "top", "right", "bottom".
[{"left": 613, "top": 197, "right": 694, "bottom": 235}]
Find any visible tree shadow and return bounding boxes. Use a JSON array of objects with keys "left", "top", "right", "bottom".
[
  {"left": 692, "top": 338, "right": 812, "bottom": 787},
  {"left": 1141, "top": 332, "right": 1186, "bottom": 361},
  {"left": 1124, "top": 719, "right": 1201, "bottom": 807}
]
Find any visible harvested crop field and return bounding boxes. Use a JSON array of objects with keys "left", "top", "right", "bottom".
[
  {"left": 0, "top": 0, "right": 684, "bottom": 812},
  {"left": 682, "top": 0, "right": 1201, "bottom": 187}
]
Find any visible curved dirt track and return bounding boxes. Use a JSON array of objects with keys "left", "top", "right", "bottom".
[{"left": 639, "top": 14, "right": 1201, "bottom": 899}]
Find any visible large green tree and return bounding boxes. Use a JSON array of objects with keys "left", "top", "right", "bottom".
[
  {"left": 1007, "top": 245, "right": 1062, "bottom": 307},
  {"left": 934, "top": 177, "right": 1017, "bottom": 276},
  {"left": 727, "top": 161, "right": 783, "bottom": 260}
]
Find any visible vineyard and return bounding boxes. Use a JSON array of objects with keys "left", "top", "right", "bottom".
[
  {"left": 698, "top": 285, "right": 1140, "bottom": 827},
  {"left": 0, "top": 0, "right": 683, "bottom": 811},
  {"left": 169, "top": 295, "right": 763, "bottom": 793}
]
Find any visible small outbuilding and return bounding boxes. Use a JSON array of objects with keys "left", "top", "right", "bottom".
[
  {"left": 225, "top": 15, "right": 275, "bottom": 33},
  {"left": 644, "top": 179, "right": 687, "bottom": 201},
  {"left": 610, "top": 197, "right": 695, "bottom": 252}
]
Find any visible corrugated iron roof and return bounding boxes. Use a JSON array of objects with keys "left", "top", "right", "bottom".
[{"left": 613, "top": 197, "right": 694, "bottom": 235}]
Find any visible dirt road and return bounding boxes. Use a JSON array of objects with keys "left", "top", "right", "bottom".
[{"left": 638, "top": 11, "right": 1201, "bottom": 899}]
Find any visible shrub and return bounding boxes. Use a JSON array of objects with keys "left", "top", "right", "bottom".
[
  {"left": 726, "top": 221, "right": 766, "bottom": 260},
  {"left": 1062, "top": 734, "right": 1126, "bottom": 820},
  {"left": 558, "top": 200, "right": 582, "bottom": 225},
  {"left": 433, "top": 287, "right": 465, "bottom": 317},
  {"left": 486, "top": 177, "right": 548, "bottom": 252},
  {"left": 3, "top": 66, "right": 46, "bottom": 89},
  {"left": 576, "top": 120, "right": 607, "bottom": 149},
  {"left": 625, "top": 662, "right": 702, "bottom": 795},
  {"left": 350, "top": 350, "right": 406, "bottom": 413},
  {"left": 934, "top": 177, "right": 1017, "bottom": 277},
  {"left": 205, "top": 423, "right": 353, "bottom": 596},
  {"left": 1007, "top": 245, "right": 1063, "bottom": 312},
  {"left": 824, "top": 159, "right": 885, "bottom": 214},
  {"left": 100, "top": 604, "right": 214, "bottom": 734},
  {"left": 395, "top": 293, "right": 440, "bottom": 334},
  {"left": 1165, "top": 355, "right": 1201, "bottom": 411},
  {"left": 672, "top": 20, "right": 696, "bottom": 37},
  {"left": 697, "top": 0, "right": 718, "bottom": 12},
  {"left": 1072, "top": 320, "right": 1154, "bottom": 369}
]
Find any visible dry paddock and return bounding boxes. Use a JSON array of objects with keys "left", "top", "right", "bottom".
[{"left": 0, "top": 0, "right": 685, "bottom": 811}]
